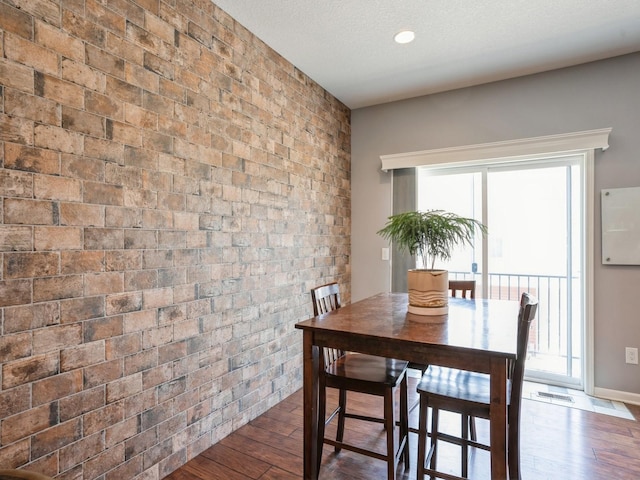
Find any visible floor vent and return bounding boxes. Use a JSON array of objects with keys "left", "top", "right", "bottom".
[{"left": 536, "top": 391, "right": 574, "bottom": 403}]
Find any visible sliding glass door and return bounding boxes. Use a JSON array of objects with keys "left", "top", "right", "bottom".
[{"left": 418, "top": 156, "right": 584, "bottom": 388}]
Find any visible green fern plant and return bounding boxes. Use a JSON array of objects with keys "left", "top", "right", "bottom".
[{"left": 377, "top": 210, "right": 487, "bottom": 270}]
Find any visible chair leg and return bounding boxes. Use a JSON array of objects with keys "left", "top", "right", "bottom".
[
  {"left": 384, "top": 389, "right": 396, "bottom": 480},
  {"left": 317, "top": 381, "right": 327, "bottom": 477},
  {"left": 335, "top": 388, "right": 347, "bottom": 453},
  {"left": 469, "top": 415, "right": 477, "bottom": 441},
  {"left": 508, "top": 424, "right": 521, "bottom": 480},
  {"left": 408, "top": 364, "right": 429, "bottom": 415},
  {"left": 400, "top": 375, "right": 410, "bottom": 468},
  {"left": 461, "top": 414, "right": 469, "bottom": 478},
  {"left": 416, "top": 394, "right": 428, "bottom": 480},
  {"left": 429, "top": 407, "right": 439, "bottom": 480}
]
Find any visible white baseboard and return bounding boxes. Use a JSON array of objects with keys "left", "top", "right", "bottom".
[{"left": 594, "top": 387, "right": 640, "bottom": 406}]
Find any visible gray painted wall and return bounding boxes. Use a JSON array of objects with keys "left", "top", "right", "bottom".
[{"left": 351, "top": 52, "right": 640, "bottom": 394}]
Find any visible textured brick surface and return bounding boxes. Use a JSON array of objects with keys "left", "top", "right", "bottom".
[{"left": 0, "top": 0, "right": 350, "bottom": 478}]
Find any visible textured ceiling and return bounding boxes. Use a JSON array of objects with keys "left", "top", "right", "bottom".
[{"left": 213, "top": 0, "right": 640, "bottom": 109}]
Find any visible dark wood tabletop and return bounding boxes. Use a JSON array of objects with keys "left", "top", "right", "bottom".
[{"left": 296, "top": 293, "right": 518, "bottom": 371}]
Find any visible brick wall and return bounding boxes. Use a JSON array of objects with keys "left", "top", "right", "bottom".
[{"left": 0, "top": 0, "right": 351, "bottom": 478}]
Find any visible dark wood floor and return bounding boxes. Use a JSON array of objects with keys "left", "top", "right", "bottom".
[{"left": 164, "top": 376, "right": 640, "bottom": 479}]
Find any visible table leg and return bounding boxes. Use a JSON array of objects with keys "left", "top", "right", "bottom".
[
  {"left": 489, "top": 357, "right": 509, "bottom": 479},
  {"left": 303, "top": 331, "right": 320, "bottom": 480}
]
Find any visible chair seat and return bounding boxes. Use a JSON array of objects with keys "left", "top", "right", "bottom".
[
  {"left": 416, "top": 366, "right": 512, "bottom": 410},
  {"left": 326, "top": 353, "right": 409, "bottom": 386}
]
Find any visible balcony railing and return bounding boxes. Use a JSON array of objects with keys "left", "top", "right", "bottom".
[{"left": 450, "top": 271, "right": 580, "bottom": 378}]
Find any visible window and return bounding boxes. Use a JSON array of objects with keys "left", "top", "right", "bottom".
[
  {"left": 418, "top": 157, "right": 583, "bottom": 387},
  {"left": 381, "top": 128, "right": 611, "bottom": 393}
]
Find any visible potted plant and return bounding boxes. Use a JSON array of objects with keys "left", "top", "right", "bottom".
[{"left": 377, "top": 210, "right": 487, "bottom": 318}]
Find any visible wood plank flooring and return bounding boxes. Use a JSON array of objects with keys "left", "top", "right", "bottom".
[{"left": 163, "top": 376, "right": 640, "bottom": 479}]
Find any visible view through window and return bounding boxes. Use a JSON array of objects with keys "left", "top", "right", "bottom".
[{"left": 417, "top": 157, "right": 584, "bottom": 387}]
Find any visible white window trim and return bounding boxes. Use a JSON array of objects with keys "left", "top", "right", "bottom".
[
  {"left": 381, "top": 128, "right": 612, "bottom": 396},
  {"left": 380, "top": 128, "right": 611, "bottom": 171}
]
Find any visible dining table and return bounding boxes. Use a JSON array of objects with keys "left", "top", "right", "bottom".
[{"left": 294, "top": 292, "right": 520, "bottom": 480}]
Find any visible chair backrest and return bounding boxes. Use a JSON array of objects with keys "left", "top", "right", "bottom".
[
  {"left": 509, "top": 292, "right": 538, "bottom": 432},
  {"left": 311, "top": 282, "right": 341, "bottom": 316},
  {"left": 310, "top": 282, "right": 344, "bottom": 367},
  {"left": 449, "top": 280, "right": 476, "bottom": 299}
]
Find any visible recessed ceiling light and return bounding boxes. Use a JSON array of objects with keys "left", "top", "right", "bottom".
[{"left": 394, "top": 30, "right": 415, "bottom": 44}]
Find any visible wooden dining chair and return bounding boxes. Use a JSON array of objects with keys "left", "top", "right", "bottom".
[
  {"left": 415, "top": 292, "right": 538, "bottom": 480},
  {"left": 311, "top": 282, "right": 410, "bottom": 480},
  {"left": 448, "top": 279, "right": 476, "bottom": 299}
]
